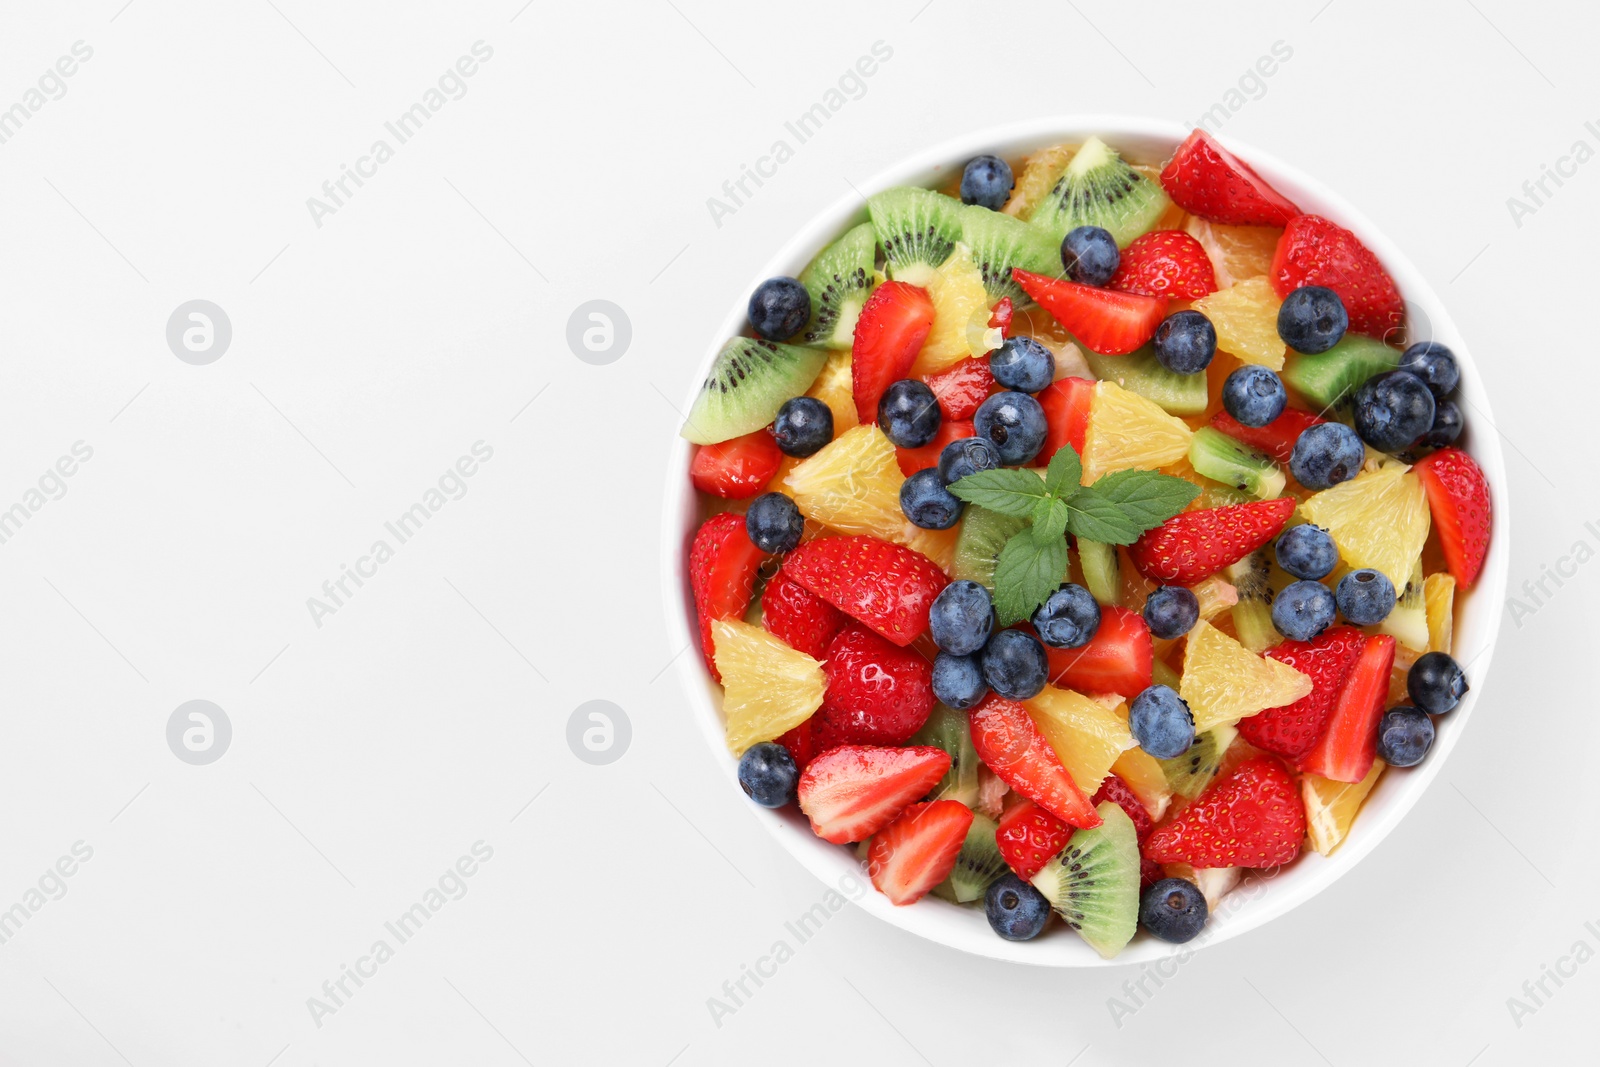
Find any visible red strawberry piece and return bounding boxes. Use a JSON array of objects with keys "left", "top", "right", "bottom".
[
  {"left": 688, "top": 512, "right": 767, "bottom": 681},
  {"left": 1110, "top": 230, "right": 1219, "bottom": 300},
  {"left": 1239, "top": 626, "right": 1366, "bottom": 758},
  {"left": 1128, "top": 498, "right": 1295, "bottom": 585},
  {"left": 1092, "top": 773, "right": 1154, "bottom": 841},
  {"left": 813, "top": 625, "right": 936, "bottom": 748},
  {"left": 867, "top": 799, "right": 974, "bottom": 905},
  {"left": 1144, "top": 755, "right": 1305, "bottom": 868},
  {"left": 1211, "top": 408, "right": 1327, "bottom": 465},
  {"left": 776, "top": 719, "right": 819, "bottom": 772},
  {"left": 784, "top": 536, "right": 948, "bottom": 647},
  {"left": 852, "top": 281, "right": 934, "bottom": 425},
  {"left": 1012, "top": 269, "right": 1168, "bottom": 356},
  {"left": 1158, "top": 129, "right": 1300, "bottom": 227},
  {"left": 760, "top": 569, "right": 846, "bottom": 660},
  {"left": 797, "top": 744, "right": 951, "bottom": 844},
  {"left": 1038, "top": 606, "right": 1153, "bottom": 700},
  {"left": 896, "top": 417, "right": 974, "bottom": 476},
  {"left": 996, "top": 797, "right": 1074, "bottom": 879},
  {"left": 969, "top": 695, "right": 1101, "bottom": 829},
  {"left": 989, "top": 297, "right": 1014, "bottom": 338},
  {"left": 1413, "top": 447, "right": 1492, "bottom": 588},
  {"left": 689, "top": 429, "right": 783, "bottom": 499},
  {"left": 1139, "top": 856, "right": 1165, "bottom": 889},
  {"left": 1270, "top": 215, "right": 1404, "bottom": 340},
  {"left": 1036, "top": 376, "right": 1095, "bottom": 466},
  {"left": 1296, "top": 634, "right": 1396, "bottom": 783},
  {"left": 923, "top": 358, "right": 995, "bottom": 422}
]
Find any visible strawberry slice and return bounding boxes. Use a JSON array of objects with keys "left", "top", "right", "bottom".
[
  {"left": 989, "top": 297, "right": 1014, "bottom": 338},
  {"left": 688, "top": 512, "right": 767, "bottom": 681},
  {"left": 1092, "top": 773, "right": 1154, "bottom": 841},
  {"left": 922, "top": 358, "right": 994, "bottom": 422},
  {"left": 797, "top": 744, "right": 951, "bottom": 844},
  {"left": 1109, "top": 230, "right": 1219, "bottom": 300},
  {"left": 1270, "top": 215, "right": 1404, "bottom": 340},
  {"left": 1038, "top": 606, "right": 1153, "bottom": 700},
  {"left": 1159, "top": 129, "right": 1300, "bottom": 227},
  {"left": 995, "top": 797, "right": 1074, "bottom": 879},
  {"left": 1144, "top": 755, "right": 1305, "bottom": 868},
  {"left": 784, "top": 536, "right": 949, "bottom": 646},
  {"left": 689, "top": 429, "right": 783, "bottom": 498},
  {"left": 1210, "top": 408, "right": 1327, "bottom": 464},
  {"left": 1012, "top": 270, "right": 1168, "bottom": 356},
  {"left": 867, "top": 799, "right": 974, "bottom": 905},
  {"left": 1296, "top": 634, "right": 1396, "bottom": 784},
  {"left": 1036, "top": 376, "right": 1095, "bottom": 466},
  {"left": 1128, "top": 498, "right": 1295, "bottom": 585},
  {"left": 852, "top": 281, "right": 934, "bottom": 425},
  {"left": 760, "top": 569, "right": 846, "bottom": 660},
  {"left": 776, "top": 719, "right": 819, "bottom": 773},
  {"left": 1238, "top": 626, "right": 1366, "bottom": 758},
  {"left": 895, "top": 417, "right": 974, "bottom": 476},
  {"left": 1413, "top": 447, "right": 1492, "bottom": 588},
  {"left": 969, "top": 695, "right": 1101, "bottom": 829},
  {"left": 813, "top": 625, "right": 936, "bottom": 748}
]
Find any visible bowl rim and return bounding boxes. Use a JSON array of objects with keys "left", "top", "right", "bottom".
[{"left": 659, "top": 115, "right": 1510, "bottom": 967}]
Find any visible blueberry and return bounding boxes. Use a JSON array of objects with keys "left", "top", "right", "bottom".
[
  {"left": 1153, "top": 310, "right": 1217, "bottom": 374},
  {"left": 744, "top": 492, "right": 804, "bottom": 553},
  {"left": 1060, "top": 225, "right": 1120, "bottom": 287},
  {"left": 737, "top": 742, "right": 799, "bottom": 807},
  {"left": 1397, "top": 341, "right": 1460, "bottom": 399},
  {"left": 1275, "top": 524, "right": 1338, "bottom": 580},
  {"left": 747, "top": 277, "right": 811, "bottom": 341},
  {"left": 985, "top": 873, "right": 1051, "bottom": 941},
  {"left": 1031, "top": 584, "right": 1101, "bottom": 649},
  {"left": 960, "top": 155, "right": 1014, "bottom": 211},
  {"left": 1272, "top": 579, "right": 1337, "bottom": 641},
  {"left": 933, "top": 652, "right": 988, "bottom": 710},
  {"left": 1140, "top": 877, "right": 1208, "bottom": 943},
  {"left": 974, "top": 391, "right": 1048, "bottom": 466},
  {"left": 878, "top": 379, "right": 942, "bottom": 448},
  {"left": 1353, "top": 371, "right": 1436, "bottom": 453},
  {"left": 900, "top": 468, "right": 964, "bottom": 529},
  {"left": 1222, "top": 365, "right": 1287, "bottom": 428},
  {"left": 1143, "top": 586, "right": 1199, "bottom": 639},
  {"left": 929, "top": 580, "right": 995, "bottom": 656},
  {"left": 1335, "top": 568, "right": 1395, "bottom": 625},
  {"left": 938, "top": 436, "right": 1000, "bottom": 486},
  {"left": 1289, "top": 422, "right": 1365, "bottom": 491},
  {"left": 1129, "top": 685, "right": 1195, "bottom": 759},
  {"left": 1375, "top": 706, "right": 1435, "bottom": 767},
  {"left": 1276, "top": 285, "right": 1348, "bottom": 354},
  {"left": 1408, "top": 651, "right": 1468, "bottom": 714},
  {"left": 771, "top": 396, "right": 833, "bottom": 457},
  {"left": 990, "top": 336, "right": 1056, "bottom": 393},
  {"left": 981, "top": 629, "right": 1049, "bottom": 700},
  {"left": 1415, "top": 400, "right": 1463, "bottom": 450}
]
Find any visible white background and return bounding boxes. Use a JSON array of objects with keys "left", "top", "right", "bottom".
[{"left": 0, "top": 1, "right": 1594, "bottom": 1064}]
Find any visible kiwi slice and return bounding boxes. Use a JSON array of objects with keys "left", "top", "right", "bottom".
[
  {"left": 867, "top": 186, "right": 963, "bottom": 285},
  {"left": 1283, "top": 335, "right": 1400, "bottom": 410},
  {"left": 1029, "top": 801, "right": 1139, "bottom": 958},
  {"left": 1156, "top": 724, "right": 1239, "bottom": 800},
  {"left": 1151, "top": 657, "right": 1182, "bottom": 690},
  {"left": 1192, "top": 482, "right": 1256, "bottom": 511},
  {"left": 912, "top": 704, "right": 981, "bottom": 808},
  {"left": 1027, "top": 137, "right": 1171, "bottom": 248},
  {"left": 952, "top": 505, "right": 1030, "bottom": 588},
  {"left": 1225, "top": 549, "right": 1283, "bottom": 653},
  {"left": 960, "top": 205, "right": 1062, "bottom": 303},
  {"left": 797, "top": 223, "right": 876, "bottom": 349},
  {"left": 682, "top": 338, "right": 830, "bottom": 445},
  {"left": 1083, "top": 346, "right": 1209, "bottom": 416},
  {"left": 934, "top": 813, "right": 1008, "bottom": 904},
  {"left": 1189, "top": 427, "right": 1286, "bottom": 500},
  {"left": 1078, "top": 539, "right": 1122, "bottom": 606},
  {"left": 1377, "top": 558, "right": 1429, "bottom": 652}
]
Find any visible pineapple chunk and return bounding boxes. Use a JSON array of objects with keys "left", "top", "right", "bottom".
[
  {"left": 1179, "top": 620, "right": 1313, "bottom": 732},
  {"left": 1424, "top": 572, "right": 1456, "bottom": 653},
  {"left": 1192, "top": 277, "right": 1287, "bottom": 370},
  {"left": 1303, "top": 761, "right": 1385, "bottom": 855},
  {"left": 910, "top": 244, "right": 1002, "bottom": 376},
  {"left": 1025, "top": 686, "right": 1136, "bottom": 796},
  {"left": 1298, "top": 465, "right": 1430, "bottom": 589},
  {"left": 1081, "top": 380, "right": 1195, "bottom": 484},
  {"left": 804, "top": 349, "right": 858, "bottom": 436},
  {"left": 712, "top": 619, "right": 825, "bottom": 755}
]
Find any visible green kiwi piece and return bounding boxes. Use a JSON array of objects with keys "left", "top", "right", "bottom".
[
  {"left": 1189, "top": 427, "right": 1286, "bottom": 500},
  {"left": 951, "top": 505, "right": 1030, "bottom": 589},
  {"left": 912, "top": 705, "right": 981, "bottom": 808},
  {"left": 1151, "top": 656, "right": 1182, "bottom": 690},
  {"left": 1027, "top": 137, "right": 1171, "bottom": 248},
  {"left": 1283, "top": 335, "right": 1400, "bottom": 410},
  {"left": 934, "top": 813, "right": 1007, "bottom": 904},
  {"left": 1028, "top": 801, "right": 1139, "bottom": 959},
  {"left": 959, "top": 204, "right": 1062, "bottom": 303},
  {"left": 797, "top": 223, "right": 876, "bottom": 349},
  {"left": 1078, "top": 539, "right": 1122, "bottom": 606},
  {"left": 1377, "top": 558, "right": 1429, "bottom": 652},
  {"left": 1156, "top": 724, "right": 1238, "bottom": 800},
  {"left": 867, "top": 186, "right": 963, "bottom": 285},
  {"left": 1191, "top": 482, "right": 1257, "bottom": 511},
  {"left": 1224, "top": 549, "right": 1285, "bottom": 653},
  {"left": 681, "top": 338, "right": 830, "bottom": 445},
  {"left": 1083, "top": 346, "right": 1209, "bottom": 416}
]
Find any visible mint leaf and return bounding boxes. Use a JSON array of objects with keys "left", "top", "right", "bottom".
[
  {"left": 1064, "top": 486, "right": 1145, "bottom": 544},
  {"left": 948, "top": 468, "right": 1049, "bottom": 517},
  {"left": 1086, "top": 469, "right": 1201, "bottom": 531},
  {"left": 1031, "top": 497, "right": 1068, "bottom": 546},
  {"left": 992, "top": 529, "right": 1070, "bottom": 626},
  {"left": 1044, "top": 444, "right": 1083, "bottom": 499}
]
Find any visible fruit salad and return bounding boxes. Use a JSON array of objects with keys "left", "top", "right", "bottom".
[{"left": 681, "top": 130, "right": 1491, "bottom": 958}]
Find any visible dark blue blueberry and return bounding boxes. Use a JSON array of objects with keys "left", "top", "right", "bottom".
[
  {"left": 937, "top": 436, "right": 1000, "bottom": 486},
  {"left": 1129, "top": 685, "right": 1195, "bottom": 759},
  {"left": 771, "top": 396, "right": 833, "bottom": 457},
  {"left": 1408, "top": 651, "right": 1468, "bottom": 714},
  {"left": 960, "top": 155, "right": 1014, "bottom": 211},
  {"left": 929, "top": 580, "right": 995, "bottom": 656},
  {"left": 1397, "top": 341, "right": 1460, "bottom": 400},
  {"left": 744, "top": 492, "right": 804, "bottom": 553},
  {"left": 900, "top": 468, "right": 964, "bottom": 529},
  {"left": 1415, "top": 400, "right": 1463, "bottom": 450},
  {"left": 932, "top": 651, "right": 988, "bottom": 709},
  {"left": 747, "top": 277, "right": 811, "bottom": 341},
  {"left": 1222, "top": 365, "right": 1287, "bottom": 428},
  {"left": 985, "top": 873, "right": 1050, "bottom": 940},
  {"left": 981, "top": 629, "right": 1048, "bottom": 700},
  {"left": 1060, "top": 225, "right": 1120, "bottom": 287},
  {"left": 1272, "top": 579, "right": 1337, "bottom": 641},
  {"left": 1153, "top": 310, "right": 1217, "bottom": 374},
  {"left": 1031, "top": 583, "right": 1101, "bottom": 649},
  {"left": 1336, "top": 568, "right": 1396, "bottom": 625},
  {"left": 1290, "top": 422, "right": 1365, "bottom": 491},
  {"left": 737, "top": 742, "right": 799, "bottom": 807},
  {"left": 1353, "top": 371, "right": 1435, "bottom": 453},
  {"left": 1275, "top": 524, "right": 1338, "bottom": 580},
  {"left": 1375, "top": 706, "right": 1435, "bottom": 767},
  {"left": 1140, "top": 877, "right": 1208, "bottom": 943},
  {"left": 990, "top": 336, "right": 1056, "bottom": 393},
  {"left": 1276, "top": 285, "right": 1348, "bottom": 354},
  {"left": 1143, "top": 586, "right": 1199, "bottom": 640},
  {"left": 973, "top": 391, "right": 1048, "bottom": 465},
  {"left": 877, "top": 378, "right": 942, "bottom": 448}
]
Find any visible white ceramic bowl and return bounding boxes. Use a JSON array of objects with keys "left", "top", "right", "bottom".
[{"left": 660, "top": 117, "right": 1509, "bottom": 966}]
